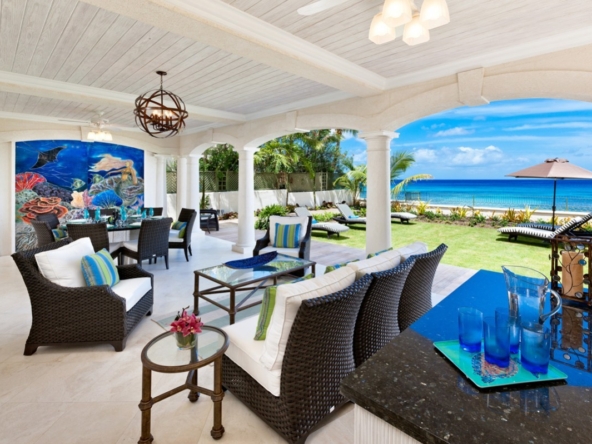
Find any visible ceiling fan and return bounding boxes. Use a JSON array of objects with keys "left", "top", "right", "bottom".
[
  {"left": 297, "top": 0, "right": 450, "bottom": 46},
  {"left": 58, "top": 112, "right": 126, "bottom": 141}
]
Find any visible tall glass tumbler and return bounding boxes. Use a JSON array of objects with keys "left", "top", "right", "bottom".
[
  {"left": 484, "top": 315, "right": 511, "bottom": 368},
  {"left": 521, "top": 323, "right": 551, "bottom": 375},
  {"left": 496, "top": 307, "right": 520, "bottom": 354},
  {"left": 458, "top": 307, "right": 483, "bottom": 352}
]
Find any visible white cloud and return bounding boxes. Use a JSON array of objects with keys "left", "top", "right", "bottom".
[
  {"left": 410, "top": 145, "right": 505, "bottom": 167},
  {"left": 505, "top": 122, "right": 592, "bottom": 131},
  {"left": 434, "top": 127, "right": 473, "bottom": 137},
  {"left": 352, "top": 151, "right": 367, "bottom": 164},
  {"left": 448, "top": 145, "right": 503, "bottom": 166},
  {"left": 413, "top": 148, "right": 438, "bottom": 163},
  {"left": 444, "top": 100, "right": 592, "bottom": 119}
]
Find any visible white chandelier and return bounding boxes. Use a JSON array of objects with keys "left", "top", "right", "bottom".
[
  {"left": 87, "top": 112, "right": 113, "bottom": 142},
  {"left": 369, "top": 0, "right": 450, "bottom": 46}
]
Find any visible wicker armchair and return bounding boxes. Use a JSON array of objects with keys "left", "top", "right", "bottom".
[
  {"left": 119, "top": 218, "right": 173, "bottom": 269},
  {"left": 178, "top": 207, "right": 195, "bottom": 222},
  {"left": 11, "top": 239, "right": 154, "bottom": 355},
  {"left": 35, "top": 213, "right": 60, "bottom": 229},
  {"left": 31, "top": 220, "right": 56, "bottom": 246},
  {"left": 353, "top": 258, "right": 416, "bottom": 366},
  {"left": 200, "top": 209, "right": 219, "bottom": 233},
  {"left": 169, "top": 210, "right": 197, "bottom": 261},
  {"left": 66, "top": 222, "right": 112, "bottom": 254},
  {"left": 222, "top": 274, "right": 372, "bottom": 444},
  {"left": 100, "top": 208, "right": 116, "bottom": 217},
  {"left": 253, "top": 216, "right": 312, "bottom": 260},
  {"left": 398, "top": 244, "right": 448, "bottom": 332}
]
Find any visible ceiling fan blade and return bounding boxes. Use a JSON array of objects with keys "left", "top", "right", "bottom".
[
  {"left": 297, "top": 0, "right": 350, "bottom": 16},
  {"left": 58, "top": 118, "right": 90, "bottom": 124}
]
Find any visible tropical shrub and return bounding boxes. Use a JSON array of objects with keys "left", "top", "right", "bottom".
[
  {"left": 451, "top": 206, "right": 469, "bottom": 219},
  {"left": 391, "top": 201, "right": 403, "bottom": 212},
  {"left": 255, "top": 204, "right": 287, "bottom": 230},
  {"left": 200, "top": 194, "right": 211, "bottom": 210},
  {"left": 313, "top": 211, "right": 336, "bottom": 222},
  {"left": 502, "top": 208, "right": 518, "bottom": 223},
  {"left": 424, "top": 211, "right": 436, "bottom": 220},
  {"left": 415, "top": 201, "right": 429, "bottom": 216}
]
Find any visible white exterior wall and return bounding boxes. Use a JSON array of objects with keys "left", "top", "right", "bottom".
[{"left": 143, "top": 153, "right": 157, "bottom": 207}]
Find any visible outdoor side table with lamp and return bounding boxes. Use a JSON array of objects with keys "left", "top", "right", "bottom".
[{"left": 138, "top": 326, "right": 229, "bottom": 443}]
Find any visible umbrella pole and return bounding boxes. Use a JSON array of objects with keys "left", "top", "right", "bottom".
[{"left": 552, "top": 180, "right": 557, "bottom": 231}]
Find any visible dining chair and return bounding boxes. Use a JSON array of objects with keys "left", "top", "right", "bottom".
[
  {"left": 66, "top": 222, "right": 116, "bottom": 256},
  {"left": 31, "top": 220, "right": 56, "bottom": 247},
  {"left": 169, "top": 210, "right": 197, "bottom": 261},
  {"left": 119, "top": 218, "right": 173, "bottom": 269},
  {"left": 35, "top": 213, "right": 60, "bottom": 229}
]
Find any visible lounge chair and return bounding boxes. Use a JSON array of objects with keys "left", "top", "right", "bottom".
[
  {"left": 294, "top": 207, "right": 349, "bottom": 237},
  {"left": 334, "top": 203, "right": 417, "bottom": 226},
  {"left": 517, "top": 212, "right": 592, "bottom": 232},
  {"left": 334, "top": 203, "right": 367, "bottom": 225},
  {"left": 498, "top": 214, "right": 592, "bottom": 241}
]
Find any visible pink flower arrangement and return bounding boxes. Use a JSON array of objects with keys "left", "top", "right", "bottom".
[{"left": 170, "top": 308, "right": 203, "bottom": 337}]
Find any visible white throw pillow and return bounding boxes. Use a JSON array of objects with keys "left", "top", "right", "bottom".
[
  {"left": 35, "top": 238, "right": 95, "bottom": 287},
  {"left": 269, "top": 216, "right": 308, "bottom": 246},
  {"left": 397, "top": 241, "right": 428, "bottom": 261},
  {"left": 260, "top": 266, "right": 356, "bottom": 371},
  {"left": 346, "top": 250, "right": 402, "bottom": 280}
]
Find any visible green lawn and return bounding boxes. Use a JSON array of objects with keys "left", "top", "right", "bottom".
[{"left": 311, "top": 221, "right": 551, "bottom": 274}]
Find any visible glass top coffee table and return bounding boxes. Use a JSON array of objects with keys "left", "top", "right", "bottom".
[
  {"left": 138, "top": 326, "right": 229, "bottom": 443},
  {"left": 193, "top": 253, "right": 316, "bottom": 324}
]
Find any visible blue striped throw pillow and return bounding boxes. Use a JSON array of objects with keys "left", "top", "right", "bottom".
[
  {"left": 273, "top": 223, "right": 301, "bottom": 248},
  {"left": 81, "top": 249, "right": 120, "bottom": 287},
  {"left": 172, "top": 221, "right": 187, "bottom": 238},
  {"left": 51, "top": 228, "right": 68, "bottom": 240}
]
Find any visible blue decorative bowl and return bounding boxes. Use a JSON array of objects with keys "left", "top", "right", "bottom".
[{"left": 225, "top": 251, "right": 278, "bottom": 269}]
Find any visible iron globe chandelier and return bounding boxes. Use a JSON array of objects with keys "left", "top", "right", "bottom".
[{"left": 134, "top": 71, "right": 189, "bottom": 138}]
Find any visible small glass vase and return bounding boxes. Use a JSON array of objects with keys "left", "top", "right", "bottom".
[{"left": 175, "top": 332, "right": 196, "bottom": 350}]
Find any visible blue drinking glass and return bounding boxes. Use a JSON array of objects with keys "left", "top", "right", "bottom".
[
  {"left": 484, "top": 315, "right": 510, "bottom": 368},
  {"left": 141, "top": 209, "right": 147, "bottom": 219},
  {"left": 496, "top": 307, "right": 520, "bottom": 354},
  {"left": 94, "top": 209, "right": 101, "bottom": 222},
  {"left": 458, "top": 307, "right": 483, "bottom": 352},
  {"left": 83, "top": 208, "right": 89, "bottom": 220},
  {"left": 148, "top": 207, "right": 154, "bottom": 217},
  {"left": 521, "top": 323, "right": 551, "bottom": 375},
  {"left": 121, "top": 208, "right": 127, "bottom": 222}
]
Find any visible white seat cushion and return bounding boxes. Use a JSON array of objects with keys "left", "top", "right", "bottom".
[
  {"left": 111, "top": 277, "right": 152, "bottom": 311},
  {"left": 269, "top": 216, "right": 308, "bottom": 246},
  {"left": 35, "top": 238, "right": 94, "bottom": 287},
  {"left": 346, "top": 249, "right": 403, "bottom": 279},
  {"left": 261, "top": 267, "right": 356, "bottom": 371},
  {"left": 391, "top": 212, "right": 417, "bottom": 220},
  {"left": 397, "top": 241, "right": 428, "bottom": 260},
  {"left": 258, "top": 246, "right": 300, "bottom": 258},
  {"left": 223, "top": 316, "right": 281, "bottom": 396},
  {"left": 123, "top": 240, "right": 138, "bottom": 251},
  {"left": 498, "top": 226, "right": 554, "bottom": 239},
  {"left": 169, "top": 230, "right": 183, "bottom": 243}
]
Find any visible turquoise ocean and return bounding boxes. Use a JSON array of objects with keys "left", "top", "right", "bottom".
[{"left": 361, "top": 179, "right": 592, "bottom": 212}]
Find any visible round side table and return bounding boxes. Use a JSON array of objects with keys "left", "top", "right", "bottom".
[{"left": 138, "top": 326, "right": 229, "bottom": 443}]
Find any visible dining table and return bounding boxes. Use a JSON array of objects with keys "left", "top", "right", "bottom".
[{"left": 64, "top": 215, "right": 165, "bottom": 246}]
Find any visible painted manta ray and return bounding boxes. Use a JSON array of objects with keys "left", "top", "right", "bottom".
[{"left": 31, "top": 146, "right": 65, "bottom": 169}]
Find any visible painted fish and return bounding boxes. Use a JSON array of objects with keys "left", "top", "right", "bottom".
[
  {"left": 92, "top": 174, "right": 103, "bottom": 184},
  {"left": 71, "top": 178, "right": 86, "bottom": 190}
]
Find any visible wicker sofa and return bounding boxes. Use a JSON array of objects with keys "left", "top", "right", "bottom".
[{"left": 12, "top": 238, "right": 154, "bottom": 355}]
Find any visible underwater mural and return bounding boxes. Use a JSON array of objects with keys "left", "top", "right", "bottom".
[{"left": 15, "top": 140, "right": 145, "bottom": 251}]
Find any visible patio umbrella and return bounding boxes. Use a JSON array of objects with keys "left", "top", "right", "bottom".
[{"left": 506, "top": 158, "right": 592, "bottom": 230}]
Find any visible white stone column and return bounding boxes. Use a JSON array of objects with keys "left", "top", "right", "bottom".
[
  {"left": 177, "top": 156, "right": 188, "bottom": 217},
  {"left": 187, "top": 155, "right": 205, "bottom": 237},
  {"left": 361, "top": 131, "right": 398, "bottom": 255},
  {"left": 232, "top": 147, "right": 258, "bottom": 254},
  {"left": 154, "top": 154, "right": 168, "bottom": 217}
]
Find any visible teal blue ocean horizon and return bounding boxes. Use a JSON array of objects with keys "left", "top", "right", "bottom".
[{"left": 360, "top": 179, "right": 592, "bottom": 212}]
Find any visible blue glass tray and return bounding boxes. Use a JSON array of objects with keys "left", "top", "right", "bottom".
[
  {"left": 434, "top": 340, "right": 567, "bottom": 389},
  {"left": 224, "top": 251, "right": 278, "bottom": 269}
]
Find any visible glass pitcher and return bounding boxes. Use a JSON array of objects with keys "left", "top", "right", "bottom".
[{"left": 502, "top": 266, "right": 562, "bottom": 325}]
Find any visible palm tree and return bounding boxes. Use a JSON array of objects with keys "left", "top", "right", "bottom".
[
  {"left": 390, "top": 151, "right": 432, "bottom": 198},
  {"left": 333, "top": 157, "right": 367, "bottom": 207}
]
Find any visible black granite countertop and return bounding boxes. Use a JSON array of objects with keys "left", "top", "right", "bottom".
[{"left": 341, "top": 270, "right": 592, "bottom": 444}]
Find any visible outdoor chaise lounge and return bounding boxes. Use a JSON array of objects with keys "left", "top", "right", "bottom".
[
  {"left": 334, "top": 203, "right": 417, "bottom": 226},
  {"left": 294, "top": 207, "right": 349, "bottom": 237},
  {"left": 498, "top": 214, "right": 592, "bottom": 241}
]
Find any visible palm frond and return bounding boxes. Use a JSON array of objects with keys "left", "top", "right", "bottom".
[{"left": 391, "top": 174, "right": 433, "bottom": 197}]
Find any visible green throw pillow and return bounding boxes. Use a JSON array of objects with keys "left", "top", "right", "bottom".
[
  {"left": 366, "top": 247, "right": 394, "bottom": 259},
  {"left": 254, "top": 273, "right": 314, "bottom": 340},
  {"left": 324, "top": 259, "right": 359, "bottom": 274},
  {"left": 273, "top": 223, "right": 301, "bottom": 248},
  {"left": 172, "top": 221, "right": 187, "bottom": 238},
  {"left": 81, "top": 249, "right": 120, "bottom": 287},
  {"left": 51, "top": 228, "right": 68, "bottom": 240}
]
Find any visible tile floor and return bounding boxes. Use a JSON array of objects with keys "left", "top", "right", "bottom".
[{"left": 0, "top": 234, "right": 475, "bottom": 444}]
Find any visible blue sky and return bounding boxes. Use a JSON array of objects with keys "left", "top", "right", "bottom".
[{"left": 340, "top": 98, "right": 592, "bottom": 179}]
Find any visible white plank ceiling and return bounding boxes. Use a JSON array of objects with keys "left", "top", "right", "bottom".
[
  {"left": 222, "top": 0, "right": 592, "bottom": 77},
  {"left": 1, "top": 0, "right": 592, "bottom": 131}
]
